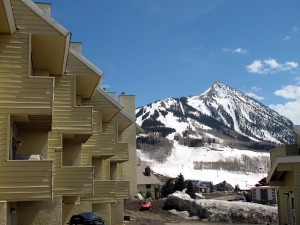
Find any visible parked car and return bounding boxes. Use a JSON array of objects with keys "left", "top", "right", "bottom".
[
  {"left": 140, "top": 199, "right": 152, "bottom": 210},
  {"left": 68, "top": 212, "right": 105, "bottom": 225}
]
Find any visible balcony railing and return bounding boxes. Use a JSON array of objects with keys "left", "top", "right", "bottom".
[
  {"left": 115, "top": 181, "right": 130, "bottom": 199},
  {"left": 53, "top": 166, "right": 93, "bottom": 196},
  {"left": 53, "top": 106, "right": 93, "bottom": 142},
  {"left": 0, "top": 160, "right": 53, "bottom": 201},
  {"left": 110, "top": 143, "right": 129, "bottom": 163},
  {"left": 92, "top": 133, "right": 115, "bottom": 159},
  {"left": 81, "top": 180, "right": 116, "bottom": 203}
]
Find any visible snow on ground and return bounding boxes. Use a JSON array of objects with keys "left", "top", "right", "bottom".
[
  {"left": 137, "top": 142, "right": 270, "bottom": 189},
  {"left": 167, "top": 191, "right": 278, "bottom": 224}
]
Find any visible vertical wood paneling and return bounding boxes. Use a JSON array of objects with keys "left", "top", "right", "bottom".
[
  {"left": 102, "top": 160, "right": 110, "bottom": 180},
  {"left": 0, "top": 114, "right": 9, "bottom": 162}
]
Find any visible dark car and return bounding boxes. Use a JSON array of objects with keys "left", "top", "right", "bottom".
[{"left": 68, "top": 212, "right": 105, "bottom": 225}]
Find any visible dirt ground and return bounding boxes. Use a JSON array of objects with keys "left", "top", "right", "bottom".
[{"left": 123, "top": 199, "right": 200, "bottom": 225}]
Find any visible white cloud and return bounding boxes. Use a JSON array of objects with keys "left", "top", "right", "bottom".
[
  {"left": 246, "top": 92, "right": 265, "bottom": 101},
  {"left": 222, "top": 47, "right": 248, "bottom": 54},
  {"left": 274, "top": 85, "right": 300, "bottom": 99},
  {"left": 270, "top": 84, "right": 300, "bottom": 124},
  {"left": 246, "top": 60, "right": 264, "bottom": 74},
  {"left": 283, "top": 36, "right": 291, "bottom": 41},
  {"left": 246, "top": 58, "right": 298, "bottom": 74},
  {"left": 269, "top": 100, "right": 300, "bottom": 124},
  {"left": 293, "top": 26, "right": 299, "bottom": 33},
  {"left": 251, "top": 86, "right": 262, "bottom": 93}
]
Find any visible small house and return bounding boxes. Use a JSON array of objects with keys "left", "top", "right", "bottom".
[
  {"left": 251, "top": 186, "right": 277, "bottom": 205},
  {"left": 137, "top": 166, "right": 162, "bottom": 199}
]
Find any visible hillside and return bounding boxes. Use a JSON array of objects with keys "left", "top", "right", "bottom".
[{"left": 136, "top": 82, "right": 295, "bottom": 151}]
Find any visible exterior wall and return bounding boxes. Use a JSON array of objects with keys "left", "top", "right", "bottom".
[
  {"left": 0, "top": 114, "right": 9, "bottom": 162},
  {"left": 11, "top": 0, "right": 61, "bottom": 35},
  {"left": 93, "top": 203, "right": 112, "bottom": 225},
  {"left": 0, "top": 33, "right": 53, "bottom": 115},
  {"left": 111, "top": 199, "right": 124, "bottom": 225},
  {"left": 119, "top": 95, "right": 138, "bottom": 197},
  {"left": 16, "top": 197, "right": 62, "bottom": 225},
  {"left": 62, "top": 142, "right": 81, "bottom": 166},
  {"left": 18, "top": 132, "right": 48, "bottom": 159},
  {"left": 277, "top": 171, "right": 294, "bottom": 225},
  {"left": 0, "top": 202, "right": 7, "bottom": 225}
]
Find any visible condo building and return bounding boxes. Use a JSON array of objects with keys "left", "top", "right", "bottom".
[{"left": 0, "top": 0, "right": 141, "bottom": 224}]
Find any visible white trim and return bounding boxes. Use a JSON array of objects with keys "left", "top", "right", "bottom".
[
  {"left": 62, "top": 33, "right": 71, "bottom": 75},
  {"left": 69, "top": 47, "right": 103, "bottom": 77},
  {"left": 97, "top": 87, "right": 123, "bottom": 110}
]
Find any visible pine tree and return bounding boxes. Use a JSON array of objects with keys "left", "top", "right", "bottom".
[
  {"left": 186, "top": 180, "right": 196, "bottom": 199},
  {"left": 161, "top": 178, "right": 174, "bottom": 198},
  {"left": 174, "top": 173, "right": 185, "bottom": 192}
]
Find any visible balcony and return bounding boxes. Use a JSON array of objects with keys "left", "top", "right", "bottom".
[
  {"left": 53, "top": 106, "right": 93, "bottom": 143},
  {"left": 92, "top": 133, "right": 115, "bottom": 159},
  {"left": 81, "top": 180, "right": 116, "bottom": 203},
  {"left": 0, "top": 160, "right": 53, "bottom": 201},
  {"left": 53, "top": 166, "right": 93, "bottom": 196},
  {"left": 110, "top": 143, "right": 129, "bottom": 163},
  {"left": 115, "top": 181, "right": 130, "bottom": 199}
]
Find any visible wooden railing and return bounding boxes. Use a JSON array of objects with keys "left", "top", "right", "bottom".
[
  {"left": 53, "top": 166, "right": 93, "bottom": 196},
  {"left": 0, "top": 160, "right": 53, "bottom": 201},
  {"left": 110, "top": 143, "right": 129, "bottom": 163}
]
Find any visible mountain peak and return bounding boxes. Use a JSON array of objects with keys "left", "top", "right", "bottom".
[{"left": 136, "top": 83, "right": 295, "bottom": 149}]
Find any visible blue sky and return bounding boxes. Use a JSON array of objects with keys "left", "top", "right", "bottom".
[{"left": 39, "top": 0, "right": 300, "bottom": 123}]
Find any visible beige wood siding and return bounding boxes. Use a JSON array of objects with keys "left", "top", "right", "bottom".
[
  {"left": 0, "top": 160, "right": 53, "bottom": 201},
  {"left": 66, "top": 51, "right": 99, "bottom": 77},
  {"left": 102, "top": 160, "right": 110, "bottom": 180},
  {"left": 11, "top": 0, "right": 61, "bottom": 35},
  {"left": 52, "top": 75, "right": 93, "bottom": 138},
  {"left": 0, "top": 33, "right": 54, "bottom": 114},
  {"left": 81, "top": 180, "right": 116, "bottom": 203},
  {"left": 110, "top": 143, "right": 129, "bottom": 163},
  {"left": 0, "top": 114, "right": 9, "bottom": 162},
  {"left": 82, "top": 110, "right": 114, "bottom": 166},
  {"left": 115, "top": 181, "right": 130, "bottom": 199},
  {"left": 117, "top": 163, "right": 124, "bottom": 181},
  {"left": 48, "top": 130, "right": 63, "bottom": 166},
  {"left": 53, "top": 166, "right": 93, "bottom": 196}
]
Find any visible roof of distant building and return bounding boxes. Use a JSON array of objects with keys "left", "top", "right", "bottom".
[{"left": 137, "top": 166, "right": 162, "bottom": 185}]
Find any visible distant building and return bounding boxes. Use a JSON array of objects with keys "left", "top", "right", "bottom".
[
  {"left": 251, "top": 186, "right": 277, "bottom": 204},
  {"left": 137, "top": 166, "right": 162, "bottom": 199},
  {"left": 267, "top": 125, "right": 300, "bottom": 225}
]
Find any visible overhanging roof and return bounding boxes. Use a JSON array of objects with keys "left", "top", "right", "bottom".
[
  {"left": 267, "top": 155, "right": 300, "bottom": 183},
  {"left": 113, "top": 109, "right": 135, "bottom": 132},
  {"left": 0, "top": 0, "right": 16, "bottom": 34},
  {"left": 68, "top": 47, "right": 102, "bottom": 99}
]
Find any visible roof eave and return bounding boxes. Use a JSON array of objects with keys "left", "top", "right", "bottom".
[{"left": 3, "top": 0, "right": 16, "bottom": 34}]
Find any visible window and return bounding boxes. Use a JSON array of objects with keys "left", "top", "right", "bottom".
[{"left": 146, "top": 184, "right": 151, "bottom": 189}]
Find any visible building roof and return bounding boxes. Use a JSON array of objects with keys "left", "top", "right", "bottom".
[
  {"left": 251, "top": 186, "right": 278, "bottom": 190},
  {"left": 136, "top": 166, "right": 162, "bottom": 185}
]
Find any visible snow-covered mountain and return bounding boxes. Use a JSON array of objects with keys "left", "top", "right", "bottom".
[{"left": 136, "top": 82, "right": 295, "bottom": 149}]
